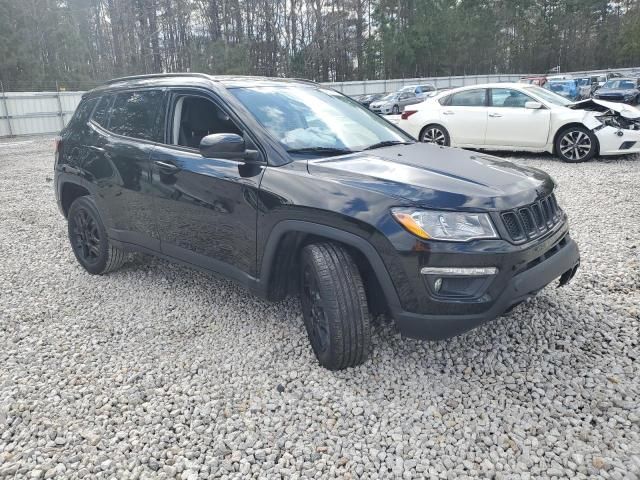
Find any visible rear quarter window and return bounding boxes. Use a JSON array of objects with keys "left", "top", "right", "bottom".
[
  {"left": 108, "top": 90, "right": 164, "bottom": 141},
  {"left": 67, "top": 97, "right": 98, "bottom": 130},
  {"left": 92, "top": 95, "right": 113, "bottom": 128}
]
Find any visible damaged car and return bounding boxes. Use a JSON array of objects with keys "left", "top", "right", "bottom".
[
  {"left": 398, "top": 83, "right": 640, "bottom": 162},
  {"left": 592, "top": 78, "right": 640, "bottom": 105}
]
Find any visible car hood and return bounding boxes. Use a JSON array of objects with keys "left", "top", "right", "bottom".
[
  {"left": 306, "top": 143, "right": 554, "bottom": 211},
  {"left": 570, "top": 98, "right": 640, "bottom": 119},
  {"left": 594, "top": 88, "right": 636, "bottom": 96}
]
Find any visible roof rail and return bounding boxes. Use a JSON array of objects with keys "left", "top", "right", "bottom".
[
  {"left": 104, "top": 72, "right": 213, "bottom": 85},
  {"left": 291, "top": 77, "right": 319, "bottom": 85}
]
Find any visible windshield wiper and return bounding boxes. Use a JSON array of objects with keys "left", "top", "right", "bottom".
[
  {"left": 363, "top": 140, "right": 413, "bottom": 151},
  {"left": 286, "top": 147, "right": 354, "bottom": 156}
]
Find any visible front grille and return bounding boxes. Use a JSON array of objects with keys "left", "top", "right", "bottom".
[{"left": 500, "top": 193, "right": 563, "bottom": 242}]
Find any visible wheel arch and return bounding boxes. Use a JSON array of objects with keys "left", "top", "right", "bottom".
[
  {"left": 59, "top": 181, "right": 91, "bottom": 217},
  {"left": 419, "top": 123, "right": 450, "bottom": 144},
  {"left": 258, "top": 220, "right": 401, "bottom": 315},
  {"left": 552, "top": 122, "right": 600, "bottom": 155}
]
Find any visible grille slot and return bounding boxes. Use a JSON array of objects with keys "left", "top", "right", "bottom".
[{"left": 500, "top": 193, "right": 563, "bottom": 242}]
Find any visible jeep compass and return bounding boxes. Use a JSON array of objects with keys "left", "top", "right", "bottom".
[{"left": 54, "top": 74, "right": 580, "bottom": 370}]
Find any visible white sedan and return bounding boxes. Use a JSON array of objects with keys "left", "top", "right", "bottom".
[{"left": 397, "top": 82, "right": 640, "bottom": 162}]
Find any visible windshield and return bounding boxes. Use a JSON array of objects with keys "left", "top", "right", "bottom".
[
  {"left": 524, "top": 85, "right": 573, "bottom": 106},
  {"left": 231, "top": 86, "right": 411, "bottom": 153},
  {"left": 380, "top": 93, "right": 398, "bottom": 101},
  {"left": 603, "top": 80, "right": 636, "bottom": 89}
]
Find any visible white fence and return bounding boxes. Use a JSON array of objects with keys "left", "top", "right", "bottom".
[
  {"left": 0, "top": 91, "right": 84, "bottom": 137},
  {"left": 2, "top": 67, "right": 639, "bottom": 138}
]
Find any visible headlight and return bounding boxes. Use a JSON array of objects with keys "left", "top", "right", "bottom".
[{"left": 391, "top": 208, "right": 499, "bottom": 242}]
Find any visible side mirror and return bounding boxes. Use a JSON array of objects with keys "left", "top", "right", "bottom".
[
  {"left": 199, "top": 133, "right": 258, "bottom": 161},
  {"left": 524, "top": 101, "right": 543, "bottom": 110}
]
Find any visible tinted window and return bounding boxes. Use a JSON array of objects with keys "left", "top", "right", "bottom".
[
  {"left": 449, "top": 89, "right": 486, "bottom": 107},
  {"left": 421, "top": 85, "right": 435, "bottom": 92},
  {"left": 491, "top": 88, "right": 533, "bottom": 108},
  {"left": 92, "top": 95, "right": 113, "bottom": 128},
  {"left": 68, "top": 97, "right": 97, "bottom": 129},
  {"left": 108, "top": 90, "right": 164, "bottom": 141}
]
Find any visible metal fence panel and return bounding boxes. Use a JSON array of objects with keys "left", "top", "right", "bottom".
[{"left": 2, "top": 67, "right": 639, "bottom": 137}]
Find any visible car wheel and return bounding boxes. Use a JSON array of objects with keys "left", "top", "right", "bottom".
[
  {"left": 299, "top": 242, "right": 371, "bottom": 370},
  {"left": 420, "top": 124, "right": 450, "bottom": 146},
  {"left": 392, "top": 105, "right": 400, "bottom": 114},
  {"left": 555, "top": 126, "right": 597, "bottom": 163},
  {"left": 67, "top": 196, "right": 127, "bottom": 275}
]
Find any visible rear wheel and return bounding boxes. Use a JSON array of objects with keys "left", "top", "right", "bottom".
[
  {"left": 67, "top": 196, "right": 127, "bottom": 275},
  {"left": 420, "top": 124, "right": 450, "bottom": 146},
  {"left": 299, "top": 243, "right": 371, "bottom": 370},
  {"left": 555, "top": 126, "right": 597, "bottom": 163}
]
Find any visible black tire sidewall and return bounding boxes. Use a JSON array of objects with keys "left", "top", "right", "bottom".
[
  {"left": 392, "top": 105, "right": 400, "bottom": 114},
  {"left": 67, "top": 196, "right": 110, "bottom": 274},
  {"left": 555, "top": 126, "right": 597, "bottom": 163},
  {"left": 420, "top": 124, "right": 451, "bottom": 146}
]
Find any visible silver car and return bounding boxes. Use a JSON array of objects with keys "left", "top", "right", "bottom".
[{"left": 369, "top": 91, "right": 423, "bottom": 114}]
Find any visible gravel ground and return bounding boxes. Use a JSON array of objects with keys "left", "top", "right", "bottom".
[{"left": 0, "top": 136, "right": 639, "bottom": 480}]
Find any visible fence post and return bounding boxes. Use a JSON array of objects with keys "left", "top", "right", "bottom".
[
  {"left": 55, "top": 81, "right": 65, "bottom": 130},
  {"left": 0, "top": 81, "right": 13, "bottom": 137}
]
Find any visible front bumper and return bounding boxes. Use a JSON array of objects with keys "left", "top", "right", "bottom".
[
  {"left": 595, "top": 126, "right": 640, "bottom": 155},
  {"left": 388, "top": 222, "right": 580, "bottom": 340}
]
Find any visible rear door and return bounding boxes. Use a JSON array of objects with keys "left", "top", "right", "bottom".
[
  {"left": 149, "top": 89, "right": 265, "bottom": 280},
  {"left": 86, "top": 89, "right": 165, "bottom": 249},
  {"left": 439, "top": 88, "right": 488, "bottom": 145},
  {"left": 485, "top": 88, "right": 550, "bottom": 148}
]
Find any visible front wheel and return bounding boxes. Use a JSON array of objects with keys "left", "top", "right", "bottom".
[
  {"left": 299, "top": 243, "right": 371, "bottom": 370},
  {"left": 555, "top": 126, "right": 597, "bottom": 163},
  {"left": 392, "top": 105, "right": 400, "bottom": 115},
  {"left": 420, "top": 124, "right": 450, "bottom": 146}
]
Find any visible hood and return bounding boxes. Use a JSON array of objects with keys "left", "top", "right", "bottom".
[
  {"left": 594, "top": 88, "right": 637, "bottom": 96},
  {"left": 306, "top": 143, "right": 553, "bottom": 211},
  {"left": 570, "top": 98, "right": 640, "bottom": 119}
]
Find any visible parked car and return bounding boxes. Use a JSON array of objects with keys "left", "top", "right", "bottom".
[
  {"left": 519, "top": 76, "right": 547, "bottom": 87},
  {"left": 575, "top": 76, "right": 599, "bottom": 100},
  {"left": 595, "top": 71, "right": 624, "bottom": 87},
  {"left": 545, "top": 79, "right": 579, "bottom": 101},
  {"left": 369, "top": 91, "right": 422, "bottom": 114},
  {"left": 399, "top": 84, "right": 437, "bottom": 100},
  {"left": 356, "top": 92, "right": 386, "bottom": 108},
  {"left": 398, "top": 82, "right": 640, "bottom": 162},
  {"left": 592, "top": 78, "right": 640, "bottom": 105},
  {"left": 54, "top": 74, "right": 581, "bottom": 369}
]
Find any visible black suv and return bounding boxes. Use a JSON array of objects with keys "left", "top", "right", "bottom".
[{"left": 55, "top": 74, "right": 580, "bottom": 370}]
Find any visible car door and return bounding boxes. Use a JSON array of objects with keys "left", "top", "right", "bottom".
[
  {"left": 84, "top": 90, "right": 164, "bottom": 249},
  {"left": 400, "top": 92, "right": 419, "bottom": 107},
  {"left": 485, "top": 88, "right": 551, "bottom": 148},
  {"left": 439, "top": 88, "right": 488, "bottom": 145},
  {"left": 149, "top": 89, "right": 265, "bottom": 280}
]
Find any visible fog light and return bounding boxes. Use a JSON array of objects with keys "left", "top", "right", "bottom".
[{"left": 434, "top": 278, "right": 443, "bottom": 293}]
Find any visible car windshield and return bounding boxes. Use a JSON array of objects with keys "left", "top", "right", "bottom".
[
  {"left": 576, "top": 78, "right": 590, "bottom": 86},
  {"left": 523, "top": 85, "right": 573, "bottom": 106},
  {"left": 603, "top": 80, "right": 636, "bottom": 89},
  {"left": 380, "top": 93, "right": 398, "bottom": 101},
  {"left": 231, "top": 86, "right": 411, "bottom": 153}
]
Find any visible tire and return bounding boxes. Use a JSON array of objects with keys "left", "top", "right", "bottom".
[
  {"left": 299, "top": 243, "right": 371, "bottom": 370},
  {"left": 392, "top": 105, "right": 400, "bottom": 114},
  {"left": 67, "top": 196, "right": 127, "bottom": 275},
  {"left": 555, "top": 126, "right": 597, "bottom": 163},
  {"left": 420, "top": 124, "right": 450, "bottom": 146}
]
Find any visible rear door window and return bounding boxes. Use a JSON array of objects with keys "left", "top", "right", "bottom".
[
  {"left": 449, "top": 89, "right": 487, "bottom": 107},
  {"left": 108, "top": 90, "right": 164, "bottom": 141}
]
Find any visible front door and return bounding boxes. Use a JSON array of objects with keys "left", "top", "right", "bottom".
[
  {"left": 485, "top": 88, "right": 551, "bottom": 148},
  {"left": 150, "top": 91, "right": 265, "bottom": 281}
]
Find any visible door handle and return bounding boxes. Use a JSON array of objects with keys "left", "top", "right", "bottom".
[
  {"left": 154, "top": 160, "right": 180, "bottom": 173},
  {"left": 442, "top": 110, "right": 454, "bottom": 115},
  {"left": 489, "top": 113, "right": 503, "bottom": 118}
]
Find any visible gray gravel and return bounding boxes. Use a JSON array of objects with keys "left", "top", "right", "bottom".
[{"left": 0, "top": 136, "right": 639, "bottom": 479}]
